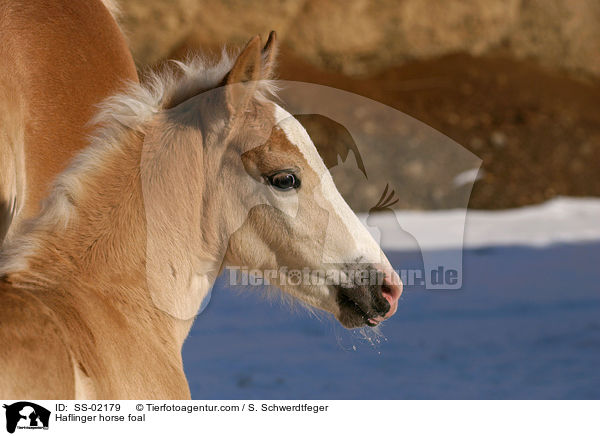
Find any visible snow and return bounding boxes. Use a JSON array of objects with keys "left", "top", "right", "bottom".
[
  {"left": 360, "top": 197, "right": 600, "bottom": 250},
  {"left": 182, "top": 197, "right": 600, "bottom": 399}
]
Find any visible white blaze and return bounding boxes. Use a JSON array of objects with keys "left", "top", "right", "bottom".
[{"left": 273, "top": 105, "right": 384, "bottom": 265}]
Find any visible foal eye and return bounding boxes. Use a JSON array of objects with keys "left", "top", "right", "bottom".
[{"left": 268, "top": 172, "right": 301, "bottom": 191}]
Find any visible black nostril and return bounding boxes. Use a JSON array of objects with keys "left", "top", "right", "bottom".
[
  {"left": 372, "top": 285, "right": 391, "bottom": 316},
  {"left": 381, "top": 283, "right": 392, "bottom": 297}
]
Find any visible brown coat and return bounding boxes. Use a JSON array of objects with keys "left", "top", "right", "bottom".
[{"left": 0, "top": 0, "right": 138, "bottom": 244}]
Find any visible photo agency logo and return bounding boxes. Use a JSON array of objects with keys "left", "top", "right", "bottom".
[
  {"left": 140, "top": 77, "right": 481, "bottom": 320},
  {"left": 3, "top": 402, "right": 50, "bottom": 434}
]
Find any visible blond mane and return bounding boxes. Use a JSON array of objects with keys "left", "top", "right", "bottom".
[
  {"left": 100, "top": 0, "right": 122, "bottom": 19},
  {"left": 0, "top": 51, "right": 277, "bottom": 274}
]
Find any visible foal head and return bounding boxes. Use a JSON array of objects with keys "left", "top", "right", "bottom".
[{"left": 139, "top": 32, "right": 401, "bottom": 328}]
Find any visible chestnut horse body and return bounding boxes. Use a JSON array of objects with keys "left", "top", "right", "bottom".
[{"left": 0, "top": 0, "right": 137, "bottom": 244}]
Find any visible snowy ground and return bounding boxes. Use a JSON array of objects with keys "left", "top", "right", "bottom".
[{"left": 182, "top": 198, "right": 600, "bottom": 399}]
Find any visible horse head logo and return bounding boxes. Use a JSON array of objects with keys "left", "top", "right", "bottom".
[{"left": 3, "top": 402, "right": 50, "bottom": 434}]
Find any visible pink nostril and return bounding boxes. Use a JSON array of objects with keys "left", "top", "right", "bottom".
[{"left": 380, "top": 269, "right": 402, "bottom": 319}]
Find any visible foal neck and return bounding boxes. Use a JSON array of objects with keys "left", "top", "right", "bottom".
[{"left": 0, "top": 130, "right": 197, "bottom": 348}]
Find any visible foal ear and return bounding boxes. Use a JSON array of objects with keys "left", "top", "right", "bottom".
[
  {"left": 223, "top": 35, "right": 262, "bottom": 115},
  {"left": 261, "top": 31, "right": 279, "bottom": 80}
]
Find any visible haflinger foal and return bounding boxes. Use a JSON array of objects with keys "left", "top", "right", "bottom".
[
  {"left": 0, "top": 0, "right": 137, "bottom": 245},
  {"left": 0, "top": 32, "right": 402, "bottom": 399}
]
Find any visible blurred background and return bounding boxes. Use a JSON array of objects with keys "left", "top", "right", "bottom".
[
  {"left": 112, "top": 0, "right": 600, "bottom": 399},
  {"left": 116, "top": 0, "right": 600, "bottom": 210}
]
